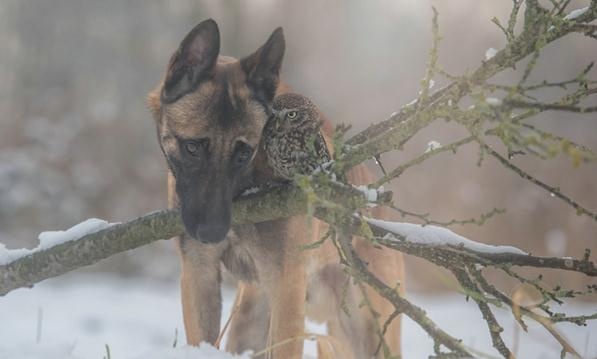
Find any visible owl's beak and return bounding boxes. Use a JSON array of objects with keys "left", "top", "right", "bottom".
[{"left": 271, "top": 114, "right": 291, "bottom": 134}]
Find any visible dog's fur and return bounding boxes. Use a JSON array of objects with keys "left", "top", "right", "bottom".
[{"left": 148, "top": 19, "right": 404, "bottom": 358}]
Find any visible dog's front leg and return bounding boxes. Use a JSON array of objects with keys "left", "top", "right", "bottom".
[
  {"left": 265, "top": 263, "right": 306, "bottom": 359},
  {"left": 178, "top": 235, "right": 226, "bottom": 346}
]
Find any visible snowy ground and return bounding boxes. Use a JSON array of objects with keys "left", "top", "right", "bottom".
[{"left": 0, "top": 274, "right": 595, "bottom": 359}]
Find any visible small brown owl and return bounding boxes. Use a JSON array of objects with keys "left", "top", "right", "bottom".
[{"left": 262, "top": 93, "right": 331, "bottom": 180}]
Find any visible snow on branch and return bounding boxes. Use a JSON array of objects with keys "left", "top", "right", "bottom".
[
  {"left": 362, "top": 217, "right": 597, "bottom": 277},
  {"left": 365, "top": 218, "right": 527, "bottom": 255},
  {"left": 0, "top": 219, "right": 117, "bottom": 266},
  {"left": 0, "top": 210, "right": 182, "bottom": 296}
]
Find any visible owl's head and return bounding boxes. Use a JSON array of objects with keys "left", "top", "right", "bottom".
[{"left": 270, "top": 93, "right": 320, "bottom": 133}]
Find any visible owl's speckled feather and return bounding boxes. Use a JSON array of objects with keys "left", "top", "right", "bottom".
[{"left": 262, "top": 93, "right": 331, "bottom": 180}]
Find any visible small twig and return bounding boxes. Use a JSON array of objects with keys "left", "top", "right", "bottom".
[
  {"left": 504, "top": 97, "right": 597, "bottom": 113},
  {"left": 453, "top": 267, "right": 513, "bottom": 358},
  {"left": 373, "top": 154, "right": 388, "bottom": 175},
  {"left": 374, "top": 309, "right": 401, "bottom": 356},
  {"left": 373, "top": 136, "right": 475, "bottom": 188},
  {"left": 388, "top": 204, "right": 505, "bottom": 227},
  {"left": 418, "top": 7, "right": 441, "bottom": 106},
  {"left": 481, "top": 143, "right": 597, "bottom": 222}
]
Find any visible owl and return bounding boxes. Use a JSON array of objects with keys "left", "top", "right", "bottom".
[{"left": 262, "top": 93, "right": 331, "bottom": 180}]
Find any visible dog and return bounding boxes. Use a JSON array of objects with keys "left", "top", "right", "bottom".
[{"left": 147, "top": 19, "right": 404, "bottom": 358}]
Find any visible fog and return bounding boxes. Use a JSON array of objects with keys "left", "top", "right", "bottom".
[{"left": 0, "top": 0, "right": 595, "bottom": 293}]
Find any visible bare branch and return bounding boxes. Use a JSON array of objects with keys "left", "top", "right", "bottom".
[
  {"left": 481, "top": 143, "right": 597, "bottom": 222},
  {"left": 0, "top": 181, "right": 381, "bottom": 296}
]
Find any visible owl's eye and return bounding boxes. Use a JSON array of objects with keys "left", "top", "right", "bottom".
[{"left": 286, "top": 111, "right": 298, "bottom": 119}]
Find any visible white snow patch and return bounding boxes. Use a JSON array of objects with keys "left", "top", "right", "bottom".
[
  {"left": 0, "top": 218, "right": 116, "bottom": 265},
  {"left": 485, "top": 47, "right": 497, "bottom": 60},
  {"left": 132, "top": 344, "right": 250, "bottom": 359},
  {"left": 241, "top": 186, "right": 261, "bottom": 196},
  {"left": 406, "top": 98, "right": 418, "bottom": 106},
  {"left": 425, "top": 140, "right": 442, "bottom": 153},
  {"left": 485, "top": 97, "right": 502, "bottom": 106},
  {"left": 428, "top": 79, "right": 435, "bottom": 89},
  {"left": 38, "top": 218, "right": 115, "bottom": 250},
  {"left": 1, "top": 274, "right": 596, "bottom": 358},
  {"left": 355, "top": 185, "right": 379, "bottom": 202},
  {"left": 564, "top": 6, "right": 589, "bottom": 20},
  {"left": 365, "top": 217, "right": 527, "bottom": 255}
]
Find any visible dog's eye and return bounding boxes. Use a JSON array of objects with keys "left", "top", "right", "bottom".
[
  {"left": 182, "top": 140, "right": 206, "bottom": 157},
  {"left": 185, "top": 141, "right": 200, "bottom": 155},
  {"left": 286, "top": 111, "right": 298, "bottom": 119}
]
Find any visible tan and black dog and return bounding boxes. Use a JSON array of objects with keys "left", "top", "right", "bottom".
[{"left": 147, "top": 19, "right": 404, "bottom": 358}]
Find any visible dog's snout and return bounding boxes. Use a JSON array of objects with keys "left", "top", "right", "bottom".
[{"left": 195, "top": 222, "right": 229, "bottom": 244}]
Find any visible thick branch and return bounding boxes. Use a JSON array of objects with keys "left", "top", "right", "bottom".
[
  {"left": 0, "top": 186, "right": 303, "bottom": 296},
  {"left": 0, "top": 181, "right": 387, "bottom": 296}
]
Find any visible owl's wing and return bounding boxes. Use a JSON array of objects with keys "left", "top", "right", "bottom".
[{"left": 313, "top": 130, "right": 332, "bottom": 163}]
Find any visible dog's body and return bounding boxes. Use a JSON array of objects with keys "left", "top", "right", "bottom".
[{"left": 148, "top": 20, "right": 404, "bottom": 358}]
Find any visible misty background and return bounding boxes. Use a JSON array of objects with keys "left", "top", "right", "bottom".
[{"left": 0, "top": 0, "right": 595, "bottom": 295}]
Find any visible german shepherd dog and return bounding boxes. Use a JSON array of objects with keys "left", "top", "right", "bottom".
[{"left": 147, "top": 19, "right": 404, "bottom": 358}]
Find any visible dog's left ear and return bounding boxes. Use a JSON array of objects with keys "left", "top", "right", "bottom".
[
  {"left": 241, "top": 27, "right": 285, "bottom": 103},
  {"left": 162, "top": 19, "right": 221, "bottom": 103}
]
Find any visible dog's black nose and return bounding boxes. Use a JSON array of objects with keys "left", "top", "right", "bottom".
[{"left": 195, "top": 223, "right": 229, "bottom": 243}]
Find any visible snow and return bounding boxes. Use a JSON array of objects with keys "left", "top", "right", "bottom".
[
  {"left": 37, "top": 219, "right": 116, "bottom": 250},
  {"left": 1, "top": 343, "right": 246, "bottom": 359},
  {"left": 131, "top": 344, "right": 249, "bottom": 359},
  {"left": 0, "top": 219, "right": 116, "bottom": 266},
  {"left": 354, "top": 185, "right": 380, "bottom": 202},
  {"left": 418, "top": 79, "right": 435, "bottom": 95},
  {"left": 564, "top": 6, "right": 589, "bottom": 20},
  {"left": 485, "top": 47, "right": 497, "bottom": 60},
  {"left": 425, "top": 140, "right": 441, "bottom": 153},
  {"left": 366, "top": 217, "right": 527, "bottom": 255},
  {"left": 485, "top": 97, "right": 502, "bottom": 106},
  {"left": 241, "top": 186, "right": 261, "bottom": 196},
  {"left": 1, "top": 274, "right": 595, "bottom": 358},
  {"left": 405, "top": 98, "right": 418, "bottom": 106}
]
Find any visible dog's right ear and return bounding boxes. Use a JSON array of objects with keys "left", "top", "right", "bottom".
[
  {"left": 162, "top": 19, "right": 220, "bottom": 103},
  {"left": 240, "top": 27, "right": 285, "bottom": 103}
]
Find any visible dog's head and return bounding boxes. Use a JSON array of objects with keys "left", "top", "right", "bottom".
[{"left": 148, "top": 19, "right": 285, "bottom": 243}]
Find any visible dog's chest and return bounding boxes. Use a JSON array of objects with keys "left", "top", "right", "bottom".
[{"left": 220, "top": 228, "right": 260, "bottom": 283}]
